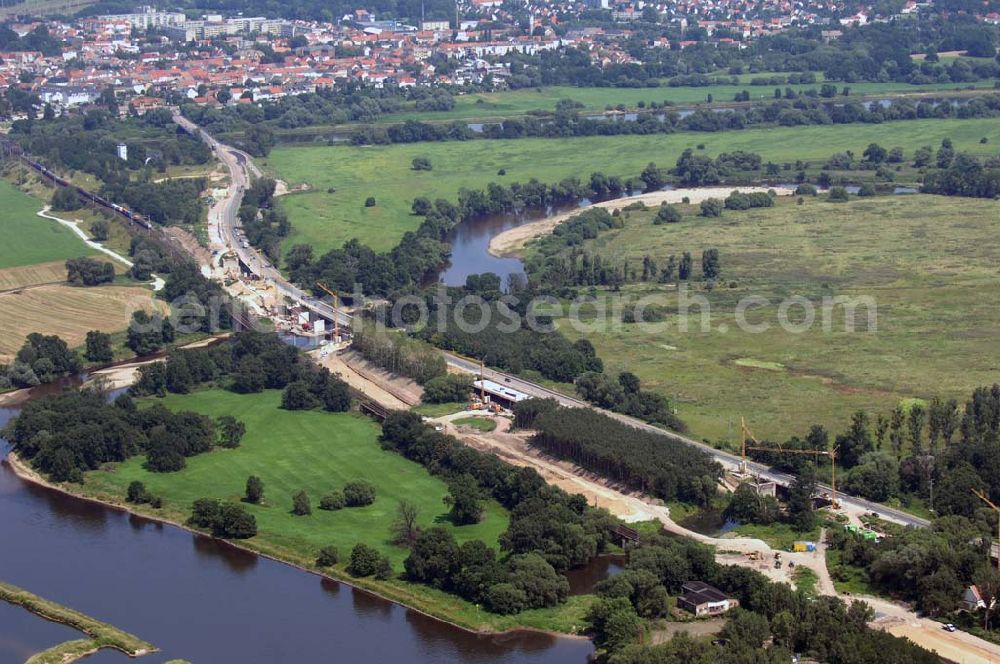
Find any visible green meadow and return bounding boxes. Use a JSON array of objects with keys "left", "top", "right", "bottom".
[
  {"left": 0, "top": 180, "right": 90, "bottom": 269},
  {"left": 543, "top": 194, "right": 1000, "bottom": 444},
  {"left": 263, "top": 116, "right": 1000, "bottom": 255},
  {"left": 82, "top": 389, "right": 508, "bottom": 568}
]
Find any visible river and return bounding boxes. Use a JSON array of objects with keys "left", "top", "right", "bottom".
[{"left": 0, "top": 402, "right": 594, "bottom": 663}]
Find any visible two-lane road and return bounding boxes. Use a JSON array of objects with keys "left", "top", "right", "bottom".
[{"left": 176, "top": 115, "right": 928, "bottom": 530}]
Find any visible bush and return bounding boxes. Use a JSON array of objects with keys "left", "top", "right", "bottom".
[
  {"left": 828, "top": 186, "right": 850, "bottom": 202},
  {"left": 411, "top": 156, "right": 432, "bottom": 171},
  {"left": 319, "top": 491, "right": 346, "bottom": 510},
  {"left": 364, "top": 196, "right": 376, "bottom": 207},
  {"left": 292, "top": 489, "right": 312, "bottom": 515},
  {"left": 653, "top": 204, "right": 681, "bottom": 224},
  {"left": 857, "top": 183, "right": 876, "bottom": 197},
  {"left": 795, "top": 183, "right": 817, "bottom": 196},
  {"left": 699, "top": 198, "right": 723, "bottom": 217},
  {"left": 316, "top": 546, "right": 340, "bottom": 567},
  {"left": 343, "top": 480, "right": 377, "bottom": 507}
]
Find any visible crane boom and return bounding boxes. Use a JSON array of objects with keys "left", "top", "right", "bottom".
[
  {"left": 973, "top": 489, "right": 1000, "bottom": 566},
  {"left": 741, "top": 417, "right": 839, "bottom": 509},
  {"left": 315, "top": 281, "right": 340, "bottom": 339}
]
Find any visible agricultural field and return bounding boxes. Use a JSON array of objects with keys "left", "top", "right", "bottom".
[
  {"left": 0, "top": 284, "right": 162, "bottom": 361},
  {"left": 264, "top": 116, "right": 1000, "bottom": 254},
  {"left": 545, "top": 194, "right": 1000, "bottom": 444},
  {"left": 81, "top": 389, "right": 510, "bottom": 569}
]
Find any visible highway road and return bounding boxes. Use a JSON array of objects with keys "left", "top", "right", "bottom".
[{"left": 176, "top": 115, "right": 929, "bottom": 530}]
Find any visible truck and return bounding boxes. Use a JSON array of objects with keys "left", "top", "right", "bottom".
[{"left": 792, "top": 541, "right": 817, "bottom": 553}]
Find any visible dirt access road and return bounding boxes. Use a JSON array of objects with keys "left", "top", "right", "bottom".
[{"left": 437, "top": 411, "right": 1000, "bottom": 663}]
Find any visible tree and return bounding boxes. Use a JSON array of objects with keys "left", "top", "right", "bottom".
[
  {"left": 217, "top": 416, "right": 246, "bottom": 448},
  {"left": 281, "top": 380, "right": 319, "bottom": 410},
  {"left": 845, "top": 452, "right": 899, "bottom": 502},
  {"left": 217, "top": 503, "right": 257, "bottom": 538},
  {"left": 836, "top": 411, "right": 873, "bottom": 468},
  {"left": 392, "top": 500, "right": 421, "bottom": 546},
  {"left": 66, "top": 257, "right": 114, "bottom": 286},
  {"left": 725, "top": 483, "right": 779, "bottom": 524},
  {"left": 862, "top": 143, "right": 887, "bottom": 164},
  {"left": 506, "top": 552, "right": 569, "bottom": 608},
  {"left": 349, "top": 543, "right": 383, "bottom": 577},
  {"left": 787, "top": 462, "right": 818, "bottom": 532},
  {"left": 245, "top": 475, "right": 264, "bottom": 504},
  {"left": 51, "top": 186, "right": 82, "bottom": 211},
  {"left": 444, "top": 474, "right": 483, "bottom": 525},
  {"left": 486, "top": 583, "right": 528, "bottom": 614},
  {"left": 404, "top": 527, "right": 460, "bottom": 587},
  {"left": 89, "top": 219, "right": 110, "bottom": 241},
  {"left": 292, "top": 489, "right": 311, "bottom": 516},
  {"left": 411, "top": 196, "right": 432, "bottom": 215},
  {"left": 678, "top": 252, "right": 693, "bottom": 280},
  {"left": 908, "top": 404, "right": 926, "bottom": 456},
  {"left": 84, "top": 330, "right": 113, "bottom": 363},
  {"left": 701, "top": 248, "right": 720, "bottom": 279},
  {"left": 588, "top": 597, "right": 641, "bottom": 652},
  {"left": 126, "top": 480, "right": 149, "bottom": 504},
  {"left": 316, "top": 546, "right": 340, "bottom": 567},
  {"left": 974, "top": 565, "right": 1000, "bottom": 630},
  {"left": 640, "top": 162, "right": 666, "bottom": 190},
  {"left": 721, "top": 609, "right": 771, "bottom": 649},
  {"left": 699, "top": 198, "right": 723, "bottom": 217},
  {"left": 343, "top": 480, "right": 376, "bottom": 507}
]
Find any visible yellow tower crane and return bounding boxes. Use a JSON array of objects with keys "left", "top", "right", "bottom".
[
  {"left": 315, "top": 281, "right": 340, "bottom": 340},
  {"left": 973, "top": 489, "right": 1000, "bottom": 566},
  {"left": 741, "top": 417, "right": 840, "bottom": 509}
]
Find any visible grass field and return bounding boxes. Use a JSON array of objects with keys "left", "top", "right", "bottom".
[
  {"left": 386, "top": 80, "right": 995, "bottom": 124},
  {"left": 73, "top": 389, "right": 601, "bottom": 632},
  {"left": 0, "top": 284, "right": 162, "bottom": 362},
  {"left": 453, "top": 416, "right": 498, "bottom": 432},
  {"left": 264, "top": 116, "right": 1000, "bottom": 254},
  {"left": 545, "top": 194, "right": 1000, "bottom": 444},
  {"left": 81, "top": 389, "right": 509, "bottom": 568},
  {"left": 0, "top": 180, "right": 93, "bottom": 270}
]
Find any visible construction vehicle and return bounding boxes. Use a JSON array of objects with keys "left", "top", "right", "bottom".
[{"left": 741, "top": 417, "right": 840, "bottom": 509}]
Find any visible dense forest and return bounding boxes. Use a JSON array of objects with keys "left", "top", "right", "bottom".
[{"left": 519, "top": 402, "right": 718, "bottom": 503}]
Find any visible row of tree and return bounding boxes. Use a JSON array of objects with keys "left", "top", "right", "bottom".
[{"left": 518, "top": 401, "right": 719, "bottom": 504}]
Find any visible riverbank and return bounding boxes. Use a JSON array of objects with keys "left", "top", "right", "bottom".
[
  {"left": 0, "top": 580, "right": 156, "bottom": 662},
  {"left": 487, "top": 185, "right": 794, "bottom": 257},
  {"left": 4, "top": 437, "right": 589, "bottom": 640}
]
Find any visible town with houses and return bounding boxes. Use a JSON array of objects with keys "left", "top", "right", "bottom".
[{"left": 0, "top": 0, "right": 991, "bottom": 117}]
